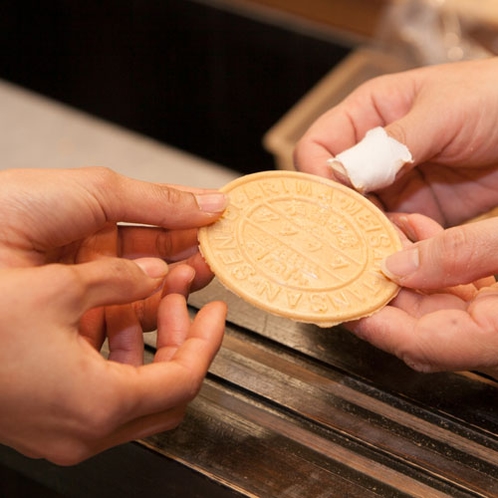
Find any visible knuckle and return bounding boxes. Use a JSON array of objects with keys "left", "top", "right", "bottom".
[
  {"left": 157, "top": 187, "right": 197, "bottom": 224},
  {"left": 104, "top": 258, "right": 147, "bottom": 295},
  {"left": 46, "top": 265, "right": 87, "bottom": 304},
  {"left": 184, "top": 374, "right": 204, "bottom": 402},
  {"left": 159, "top": 186, "right": 189, "bottom": 212},
  {"left": 87, "top": 166, "right": 119, "bottom": 188},
  {"left": 106, "top": 257, "right": 134, "bottom": 281},
  {"left": 175, "top": 362, "right": 204, "bottom": 403},
  {"left": 436, "top": 227, "right": 472, "bottom": 274},
  {"left": 75, "top": 166, "right": 121, "bottom": 203}
]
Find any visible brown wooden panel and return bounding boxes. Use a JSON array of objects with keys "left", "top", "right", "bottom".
[
  {"left": 138, "top": 279, "right": 498, "bottom": 496},
  {"left": 239, "top": 0, "right": 389, "bottom": 38}
]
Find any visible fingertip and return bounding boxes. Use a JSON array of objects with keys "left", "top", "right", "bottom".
[
  {"left": 194, "top": 192, "right": 228, "bottom": 213},
  {"left": 134, "top": 257, "right": 168, "bottom": 279},
  {"left": 161, "top": 291, "right": 188, "bottom": 307},
  {"left": 293, "top": 137, "right": 335, "bottom": 179},
  {"left": 201, "top": 299, "right": 228, "bottom": 319},
  {"left": 326, "top": 157, "right": 355, "bottom": 188},
  {"left": 162, "top": 264, "right": 196, "bottom": 297},
  {"left": 76, "top": 257, "right": 171, "bottom": 313},
  {"left": 192, "top": 300, "right": 227, "bottom": 346},
  {"left": 384, "top": 122, "right": 408, "bottom": 150},
  {"left": 388, "top": 213, "right": 444, "bottom": 243},
  {"left": 381, "top": 247, "right": 420, "bottom": 283}
]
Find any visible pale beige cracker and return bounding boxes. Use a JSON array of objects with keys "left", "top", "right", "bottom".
[{"left": 198, "top": 171, "right": 401, "bottom": 327}]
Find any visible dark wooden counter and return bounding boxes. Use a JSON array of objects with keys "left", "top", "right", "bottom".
[
  {"left": 3, "top": 279, "right": 497, "bottom": 497},
  {"left": 154, "top": 280, "right": 498, "bottom": 497}
]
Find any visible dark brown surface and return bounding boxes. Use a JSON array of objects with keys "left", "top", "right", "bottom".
[
  {"left": 2, "top": 278, "right": 497, "bottom": 497},
  {"left": 0, "top": 0, "right": 352, "bottom": 174},
  {"left": 142, "top": 279, "right": 497, "bottom": 497},
  {"left": 242, "top": 0, "right": 388, "bottom": 38}
]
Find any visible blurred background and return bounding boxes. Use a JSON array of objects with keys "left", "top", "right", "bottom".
[
  {"left": 0, "top": 0, "right": 496, "bottom": 174},
  {"left": 0, "top": 0, "right": 353, "bottom": 174}
]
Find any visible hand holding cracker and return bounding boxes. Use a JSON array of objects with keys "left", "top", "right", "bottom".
[
  {"left": 351, "top": 212, "right": 498, "bottom": 380},
  {"left": 294, "top": 57, "right": 498, "bottom": 228},
  {"left": 294, "top": 57, "right": 498, "bottom": 379}
]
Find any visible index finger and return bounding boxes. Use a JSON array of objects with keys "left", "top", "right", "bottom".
[
  {"left": 293, "top": 109, "right": 360, "bottom": 178},
  {"left": 293, "top": 72, "right": 416, "bottom": 178},
  {"left": 83, "top": 167, "right": 229, "bottom": 229}
]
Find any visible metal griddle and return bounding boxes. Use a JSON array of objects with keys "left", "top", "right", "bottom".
[{"left": 140, "top": 278, "right": 498, "bottom": 497}]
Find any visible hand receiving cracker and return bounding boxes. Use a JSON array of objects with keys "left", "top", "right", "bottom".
[{"left": 0, "top": 167, "right": 228, "bottom": 464}]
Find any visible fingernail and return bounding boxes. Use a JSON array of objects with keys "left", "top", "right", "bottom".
[
  {"left": 134, "top": 258, "right": 168, "bottom": 278},
  {"left": 393, "top": 215, "right": 419, "bottom": 242},
  {"left": 381, "top": 247, "right": 419, "bottom": 280},
  {"left": 327, "top": 158, "right": 353, "bottom": 187},
  {"left": 195, "top": 192, "right": 228, "bottom": 213}
]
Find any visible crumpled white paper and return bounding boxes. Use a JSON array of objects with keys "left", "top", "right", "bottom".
[{"left": 327, "top": 127, "right": 413, "bottom": 193}]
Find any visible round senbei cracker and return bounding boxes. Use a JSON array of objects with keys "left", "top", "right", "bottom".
[{"left": 198, "top": 171, "right": 401, "bottom": 327}]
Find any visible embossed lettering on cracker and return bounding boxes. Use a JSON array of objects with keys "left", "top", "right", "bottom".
[{"left": 198, "top": 171, "right": 401, "bottom": 327}]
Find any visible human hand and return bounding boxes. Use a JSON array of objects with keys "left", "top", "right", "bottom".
[
  {"left": 0, "top": 166, "right": 228, "bottom": 348},
  {"left": 0, "top": 167, "right": 229, "bottom": 463},
  {"left": 0, "top": 259, "right": 227, "bottom": 464},
  {"left": 346, "top": 213, "right": 498, "bottom": 379},
  {"left": 294, "top": 57, "right": 498, "bottom": 227},
  {"left": 0, "top": 167, "right": 226, "bottom": 281}
]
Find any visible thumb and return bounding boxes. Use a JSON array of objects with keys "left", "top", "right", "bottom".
[
  {"left": 0, "top": 258, "right": 169, "bottom": 326},
  {"left": 384, "top": 99, "right": 458, "bottom": 169},
  {"left": 45, "top": 257, "right": 169, "bottom": 320},
  {"left": 75, "top": 257, "right": 169, "bottom": 311},
  {"left": 381, "top": 218, "right": 498, "bottom": 289}
]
